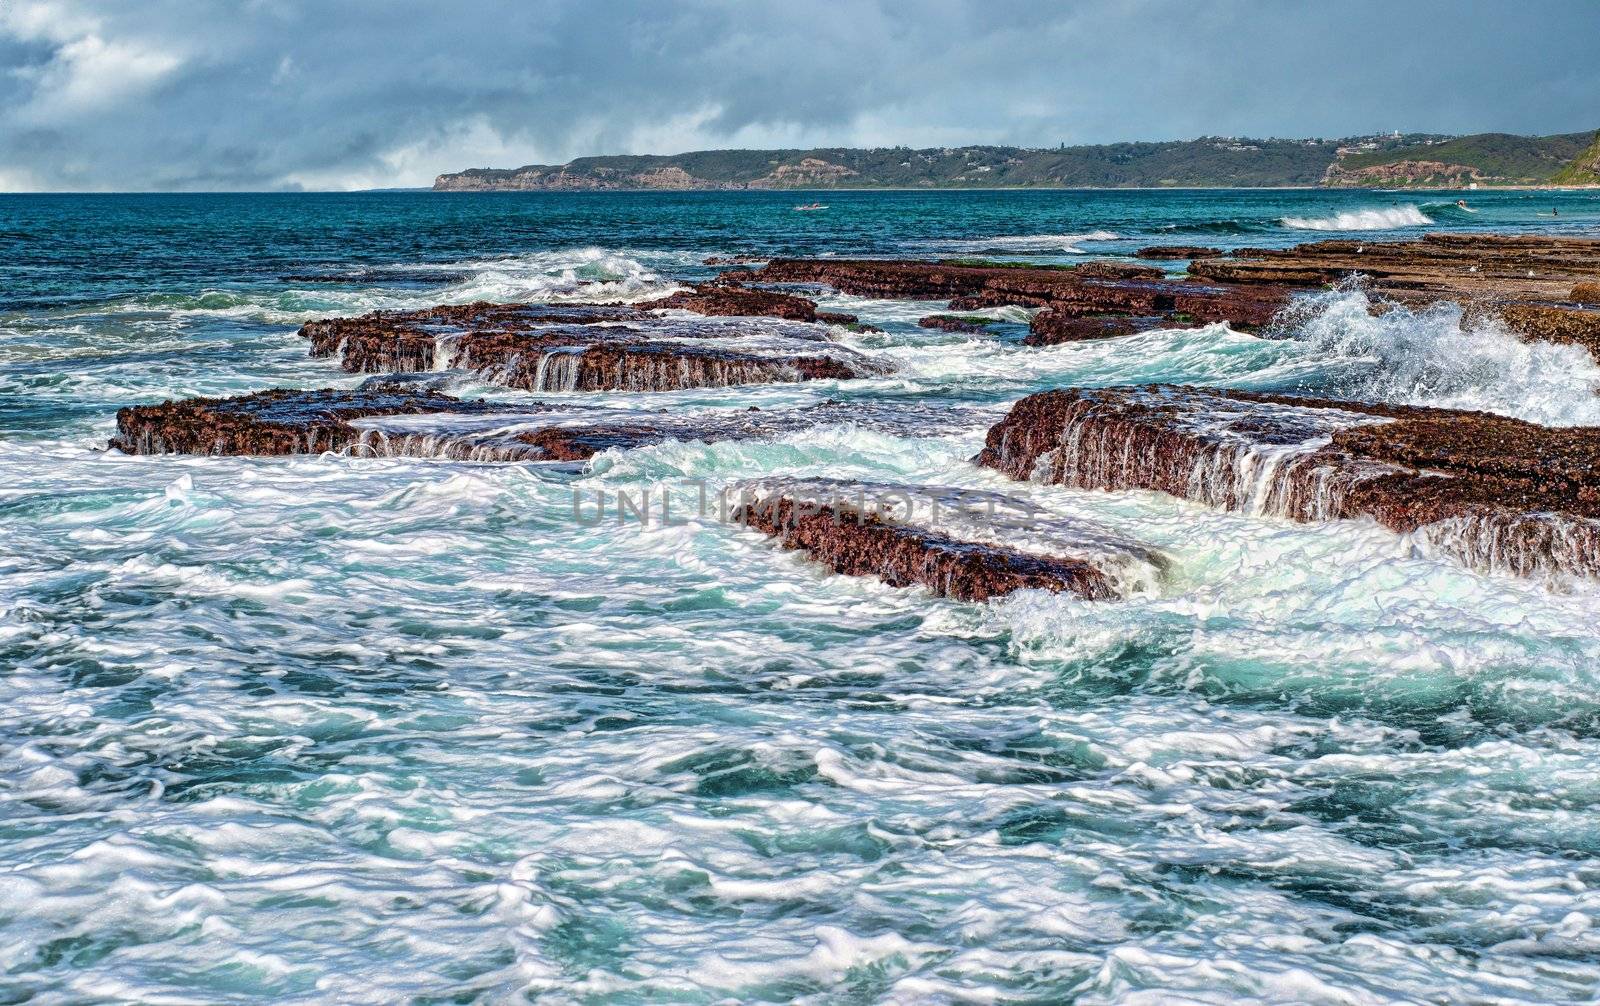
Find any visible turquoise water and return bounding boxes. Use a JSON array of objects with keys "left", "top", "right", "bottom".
[{"left": 4, "top": 189, "right": 1600, "bottom": 1003}]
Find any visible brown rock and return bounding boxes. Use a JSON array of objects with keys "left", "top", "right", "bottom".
[
  {"left": 298, "top": 302, "right": 889, "bottom": 392},
  {"left": 644, "top": 283, "right": 820, "bottom": 321},
  {"left": 918, "top": 314, "right": 995, "bottom": 334},
  {"left": 975, "top": 385, "right": 1600, "bottom": 579},
  {"left": 114, "top": 390, "right": 991, "bottom": 461},
  {"left": 755, "top": 258, "right": 1291, "bottom": 334},
  {"left": 733, "top": 494, "right": 1118, "bottom": 602},
  {"left": 110, "top": 388, "right": 519, "bottom": 457},
  {"left": 1572, "top": 282, "right": 1600, "bottom": 305},
  {"left": 1135, "top": 245, "right": 1222, "bottom": 260},
  {"left": 1492, "top": 305, "right": 1600, "bottom": 359},
  {"left": 1025, "top": 313, "right": 1160, "bottom": 345},
  {"left": 1069, "top": 261, "right": 1165, "bottom": 281}
]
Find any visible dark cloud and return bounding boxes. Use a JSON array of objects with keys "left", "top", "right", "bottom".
[{"left": 2, "top": 0, "right": 1597, "bottom": 190}]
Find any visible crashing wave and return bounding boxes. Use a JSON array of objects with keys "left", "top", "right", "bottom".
[
  {"left": 1274, "top": 281, "right": 1600, "bottom": 427},
  {"left": 1280, "top": 206, "right": 1433, "bottom": 231}
]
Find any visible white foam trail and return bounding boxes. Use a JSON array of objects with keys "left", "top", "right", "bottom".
[
  {"left": 1281, "top": 206, "right": 1432, "bottom": 231},
  {"left": 941, "top": 230, "right": 1121, "bottom": 253}
]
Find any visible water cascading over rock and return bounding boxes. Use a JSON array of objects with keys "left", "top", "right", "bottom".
[{"left": 975, "top": 385, "right": 1600, "bottom": 580}]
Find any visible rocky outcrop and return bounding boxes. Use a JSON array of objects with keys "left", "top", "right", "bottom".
[
  {"left": 753, "top": 258, "right": 1291, "bottom": 335},
  {"left": 298, "top": 302, "right": 889, "bottom": 392},
  {"left": 918, "top": 314, "right": 997, "bottom": 334},
  {"left": 975, "top": 385, "right": 1600, "bottom": 580},
  {"left": 114, "top": 391, "right": 992, "bottom": 461},
  {"left": 1571, "top": 282, "right": 1600, "bottom": 305},
  {"left": 1191, "top": 234, "right": 1600, "bottom": 303},
  {"left": 1135, "top": 245, "right": 1222, "bottom": 260},
  {"left": 730, "top": 489, "right": 1120, "bottom": 602},
  {"left": 1025, "top": 313, "right": 1160, "bottom": 346},
  {"left": 737, "top": 497, "right": 1116, "bottom": 601},
  {"left": 110, "top": 389, "right": 520, "bottom": 457},
  {"left": 756, "top": 258, "right": 1081, "bottom": 302},
  {"left": 1068, "top": 261, "right": 1165, "bottom": 282},
  {"left": 1492, "top": 304, "right": 1600, "bottom": 359},
  {"left": 1324, "top": 160, "right": 1485, "bottom": 187},
  {"left": 643, "top": 283, "right": 822, "bottom": 321}
]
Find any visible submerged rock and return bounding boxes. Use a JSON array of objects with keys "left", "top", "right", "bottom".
[
  {"left": 298, "top": 301, "right": 889, "bottom": 391},
  {"left": 730, "top": 479, "right": 1162, "bottom": 601},
  {"left": 975, "top": 385, "right": 1600, "bottom": 580}
]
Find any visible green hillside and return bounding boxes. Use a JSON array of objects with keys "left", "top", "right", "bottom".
[
  {"left": 436, "top": 129, "right": 1600, "bottom": 190},
  {"left": 1335, "top": 131, "right": 1595, "bottom": 184},
  {"left": 1553, "top": 132, "right": 1600, "bottom": 184}
]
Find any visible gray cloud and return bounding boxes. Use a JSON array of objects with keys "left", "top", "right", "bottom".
[{"left": 2, "top": 0, "right": 1597, "bottom": 191}]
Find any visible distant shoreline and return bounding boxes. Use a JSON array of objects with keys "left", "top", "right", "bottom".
[
  {"left": 427, "top": 184, "right": 1600, "bottom": 193},
  {"left": 434, "top": 131, "right": 1600, "bottom": 192}
]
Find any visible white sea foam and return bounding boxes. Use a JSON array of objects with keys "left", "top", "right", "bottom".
[
  {"left": 10, "top": 209, "right": 1600, "bottom": 1002},
  {"left": 7, "top": 432, "right": 1600, "bottom": 1001},
  {"left": 1281, "top": 205, "right": 1433, "bottom": 230},
  {"left": 1277, "top": 282, "right": 1600, "bottom": 426},
  {"left": 941, "top": 230, "right": 1121, "bottom": 253}
]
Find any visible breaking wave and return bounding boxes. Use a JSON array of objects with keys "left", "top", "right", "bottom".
[
  {"left": 86, "top": 247, "right": 683, "bottom": 325},
  {"left": 1277, "top": 282, "right": 1600, "bottom": 426},
  {"left": 1280, "top": 205, "right": 1433, "bottom": 231}
]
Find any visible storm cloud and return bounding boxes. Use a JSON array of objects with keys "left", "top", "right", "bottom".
[{"left": 2, "top": 0, "right": 1597, "bottom": 191}]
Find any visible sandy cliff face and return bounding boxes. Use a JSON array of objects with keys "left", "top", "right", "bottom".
[
  {"left": 434, "top": 158, "right": 860, "bottom": 191},
  {"left": 1323, "top": 159, "right": 1486, "bottom": 187}
]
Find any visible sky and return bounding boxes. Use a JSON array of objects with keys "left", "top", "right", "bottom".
[{"left": 2, "top": 0, "right": 1597, "bottom": 191}]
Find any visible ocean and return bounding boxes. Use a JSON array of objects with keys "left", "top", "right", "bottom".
[{"left": 4, "top": 187, "right": 1600, "bottom": 1003}]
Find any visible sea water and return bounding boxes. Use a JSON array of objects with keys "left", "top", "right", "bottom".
[{"left": 4, "top": 188, "right": 1600, "bottom": 1003}]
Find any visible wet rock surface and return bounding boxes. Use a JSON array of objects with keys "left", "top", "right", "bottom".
[
  {"left": 642, "top": 282, "right": 822, "bottom": 321},
  {"left": 1025, "top": 313, "right": 1162, "bottom": 346},
  {"left": 753, "top": 258, "right": 1290, "bottom": 335},
  {"left": 918, "top": 314, "right": 1000, "bottom": 334},
  {"left": 731, "top": 486, "right": 1124, "bottom": 602},
  {"left": 114, "top": 390, "right": 993, "bottom": 461},
  {"left": 111, "top": 388, "right": 517, "bottom": 457},
  {"left": 517, "top": 400, "right": 995, "bottom": 461},
  {"left": 298, "top": 301, "right": 889, "bottom": 391},
  {"left": 1191, "top": 234, "right": 1600, "bottom": 301},
  {"left": 1135, "top": 245, "right": 1222, "bottom": 260},
  {"left": 976, "top": 384, "right": 1600, "bottom": 579}
]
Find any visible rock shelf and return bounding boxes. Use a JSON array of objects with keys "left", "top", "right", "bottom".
[{"left": 975, "top": 384, "right": 1600, "bottom": 579}]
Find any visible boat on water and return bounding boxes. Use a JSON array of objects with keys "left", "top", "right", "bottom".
[{"left": 793, "top": 202, "right": 828, "bottom": 211}]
